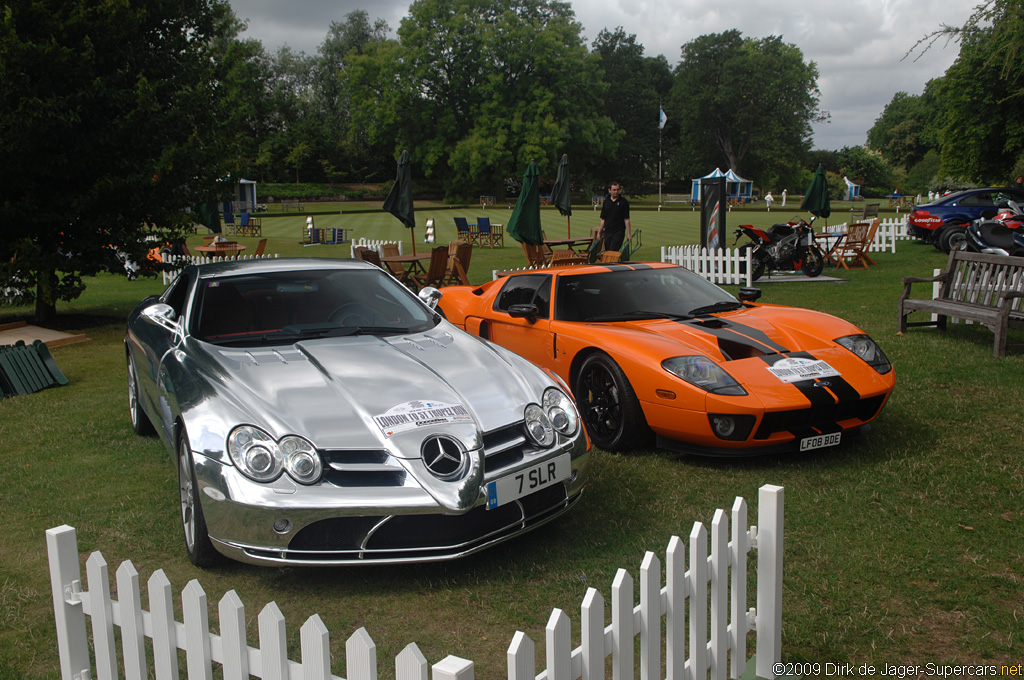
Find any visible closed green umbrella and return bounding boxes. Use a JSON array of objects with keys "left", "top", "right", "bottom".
[
  {"left": 507, "top": 161, "right": 544, "bottom": 246},
  {"left": 382, "top": 149, "right": 417, "bottom": 253},
  {"left": 800, "top": 164, "right": 831, "bottom": 220},
  {"left": 550, "top": 154, "right": 572, "bottom": 236}
]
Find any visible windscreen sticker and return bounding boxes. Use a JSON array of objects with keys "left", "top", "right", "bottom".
[
  {"left": 766, "top": 357, "right": 840, "bottom": 383},
  {"left": 374, "top": 401, "right": 473, "bottom": 437}
]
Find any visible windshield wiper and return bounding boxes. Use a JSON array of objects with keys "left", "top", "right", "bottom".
[
  {"left": 687, "top": 301, "right": 745, "bottom": 316},
  {"left": 585, "top": 310, "right": 693, "bottom": 322}
]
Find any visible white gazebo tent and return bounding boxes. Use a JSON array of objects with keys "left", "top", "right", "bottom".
[
  {"left": 843, "top": 176, "right": 861, "bottom": 201},
  {"left": 691, "top": 168, "right": 753, "bottom": 203}
]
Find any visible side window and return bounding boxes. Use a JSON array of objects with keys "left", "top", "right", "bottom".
[
  {"left": 959, "top": 192, "right": 991, "bottom": 207},
  {"left": 162, "top": 272, "right": 192, "bottom": 317},
  {"left": 494, "top": 274, "right": 552, "bottom": 319}
]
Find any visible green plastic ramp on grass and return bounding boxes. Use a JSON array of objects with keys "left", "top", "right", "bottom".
[{"left": 0, "top": 339, "right": 69, "bottom": 398}]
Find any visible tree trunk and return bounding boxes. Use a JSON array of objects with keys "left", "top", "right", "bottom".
[{"left": 34, "top": 266, "right": 58, "bottom": 324}]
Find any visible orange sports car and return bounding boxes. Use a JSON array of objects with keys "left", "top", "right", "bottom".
[{"left": 432, "top": 262, "right": 895, "bottom": 454}]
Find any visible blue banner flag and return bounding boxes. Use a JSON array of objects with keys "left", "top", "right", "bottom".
[{"left": 659, "top": 107, "right": 668, "bottom": 129}]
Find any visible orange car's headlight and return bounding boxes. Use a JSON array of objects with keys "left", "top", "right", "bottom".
[{"left": 662, "top": 356, "right": 747, "bottom": 396}]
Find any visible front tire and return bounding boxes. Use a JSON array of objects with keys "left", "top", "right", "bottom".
[
  {"left": 800, "top": 245, "right": 825, "bottom": 277},
  {"left": 573, "top": 353, "right": 650, "bottom": 451},
  {"left": 127, "top": 354, "right": 155, "bottom": 436},
  {"left": 178, "top": 431, "right": 221, "bottom": 567}
]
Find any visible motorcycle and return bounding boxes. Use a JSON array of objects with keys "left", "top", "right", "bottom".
[
  {"left": 963, "top": 201, "right": 1024, "bottom": 256},
  {"left": 732, "top": 217, "right": 826, "bottom": 281}
]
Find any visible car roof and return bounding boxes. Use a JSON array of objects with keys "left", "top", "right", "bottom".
[
  {"left": 190, "top": 257, "right": 377, "bottom": 279},
  {"left": 504, "top": 262, "right": 678, "bottom": 278}
]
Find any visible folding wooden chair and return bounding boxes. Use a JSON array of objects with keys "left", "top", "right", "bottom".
[
  {"left": 253, "top": 238, "right": 267, "bottom": 257},
  {"left": 832, "top": 221, "right": 872, "bottom": 269},
  {"left": 549, "top": 249, "right": 587, "bottom": 265},
  {"left": 445, "top": 241, "right": 473, "bottom": 285},
  {"left": 522, "top": 242, "right": 549, "bottom": 267},
  {"left": 411, "top": 245, "right": 450, "bottom": 289},
  {"left": 380, "top": 243, "right": 405, "bottom": 279},
  {"left": 598, "top": 250, "right": 621, "bottom": 263}
]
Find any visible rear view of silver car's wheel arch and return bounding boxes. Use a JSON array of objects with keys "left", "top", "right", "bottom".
[
  {"left": 177, "top": 429, "right": 223, "bottom": 567},
  {"left": 126, "top": 350, "right": 155, "bottom": 436}
]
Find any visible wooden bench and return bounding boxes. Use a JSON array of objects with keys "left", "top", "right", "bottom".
[{"left": 897, "top": 250, "right": 1024, "bottom": 356}]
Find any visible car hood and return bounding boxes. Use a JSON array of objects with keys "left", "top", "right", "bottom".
[
  {"left": 594, "top": 305, "right": 852, "bottom": 360},
  {"left": 187, "top": 327, "right": 539, "bottom": 454}
]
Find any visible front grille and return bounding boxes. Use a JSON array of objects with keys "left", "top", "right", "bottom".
[
  {"left": 754, "top": 394, "right": 886, "bottom": 439},
  {"left": 321, "top": 449, "right": 407, "bottom": 487},
  {"left": 281, "top": 483, "right": 571, "bottom": 561}
]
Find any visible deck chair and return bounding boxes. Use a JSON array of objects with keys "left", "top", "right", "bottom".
[
  {"left": 454, "top": 217, "right": 479, "bottom": 245},
  {"left": 475, "top": 217, "right": 504, "bottom": 248},
  {"left": 380, "top": 243, "right": 405, "bottom": 279},
  {"left": 253, "top": 238, "right": 267, "bottom": 257},
  {"left": 445, "top": 241, "right": 473, "bottom": 285},
  {"left": 412, "top": 245, "right": 450, "bottom": 289},
  {"left": 832, "top": 221, "right": 872, "bottom": 269}
]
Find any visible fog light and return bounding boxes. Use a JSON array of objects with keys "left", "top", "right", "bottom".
[
  {"left": 707, "top": 413, "right": 756, "bottom": 441},
  {"left": 273, "top": 519, "right": 292, "bottom": 534},
  {"left": 712, "top": 416, "right": 736, "bottom": 438}
]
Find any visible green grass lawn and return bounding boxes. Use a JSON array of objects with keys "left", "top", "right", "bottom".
[{"left": 1, "top": 208, "right": 1021, "bottom": 679}]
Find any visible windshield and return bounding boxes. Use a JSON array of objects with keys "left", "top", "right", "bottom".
[
  {"left": 556, "top": 266, "right": 741, "bottom": 322},
  {"left": 192, "top": 268, "right": 437, "bottom": 345}
]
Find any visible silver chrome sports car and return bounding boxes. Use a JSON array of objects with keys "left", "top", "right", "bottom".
[{"left": 125, "top": 258, "right": 589, "bottom": 566}]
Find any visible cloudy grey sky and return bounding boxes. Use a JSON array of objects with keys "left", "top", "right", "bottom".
[{"left": 227, "top": 0, "right": 968, "bottom": 151}]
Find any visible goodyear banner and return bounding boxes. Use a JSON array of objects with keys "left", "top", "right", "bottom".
[{"left": 700, "top": 177, "right": 727, "bottom": 250}]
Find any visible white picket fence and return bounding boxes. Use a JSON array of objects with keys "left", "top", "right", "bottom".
[
  {"left": 821, "top": 216, "right": 911, "bottom": 254},
  {"left": 48, "top": 484, "right": 786, "bottom": 680},
  {"left": 159, "top": 254, "right": 278, "bottom": 285},
  {"left": 661, "top": 217, "right": 913, "bottom": 285},
  {"left": 660, "top": 246, "right": 753, "bottom": 286}
]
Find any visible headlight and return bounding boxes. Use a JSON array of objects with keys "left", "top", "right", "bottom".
[
  {"left": 523, "top": 403, "right": 555, "bottom": 448},
  {"left": 836, "top": 335, "right": 892, "bottom": 374},
  {"left": 228, "top": 426, "right": 322, "bottom": 484},
  {"left": 542, "top": 387, "right": 579, "bottom": 437},
  {"left": 662, "top": 356, "right": 747, "bottom": 396}
]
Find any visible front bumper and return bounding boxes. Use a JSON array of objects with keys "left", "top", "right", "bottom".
[{"left": 193, "top": 433, "right": 590, "bottom": 565}]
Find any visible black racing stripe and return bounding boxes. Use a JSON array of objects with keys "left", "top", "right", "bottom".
[
  {"left": 688, "top": 320, "right": 790, "bottom": 355},
  {"left": 820, "top": 375, "right": 862, "bottom": 403}
]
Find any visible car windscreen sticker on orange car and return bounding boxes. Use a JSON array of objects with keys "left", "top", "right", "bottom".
[
  {"left": 766, "top": 357, "right": 840, "bottom": 383},
  {"left": 374, "top": 401, "right": 474, "bottom": 437}
]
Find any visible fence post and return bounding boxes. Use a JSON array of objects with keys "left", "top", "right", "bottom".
[
  {"left": 46, "top": 525, "right": 91, "bottom": 680},
  {"left": 433, "top": 655, "right": 474, "bottom": 680},
  {"left": 755, "top": 484, "right": 784, "bottom": 679}
]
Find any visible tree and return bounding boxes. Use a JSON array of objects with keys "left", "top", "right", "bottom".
[
  {"left": 0, "top": 0, "right": 239, "bottom": 321},
  {"left": 667, "top": 30, "right": 824, "bottom": 189},
  {"left": 347, "top": 0, "right": 616, "bottom": 200},
  {"left": 591, "top": 28, "right": 673, "bottom": 194}
]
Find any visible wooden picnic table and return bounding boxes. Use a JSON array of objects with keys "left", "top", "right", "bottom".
[
  {"left": 381, "top": 253, "right": 431, "bottom": 287},
  {"left": 195, "top": 243, "right": 247, "bottom": 256}
]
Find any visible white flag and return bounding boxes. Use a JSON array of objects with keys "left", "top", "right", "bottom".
[{"left": 659, "top": 107, "right": 668, "bottom": 130}]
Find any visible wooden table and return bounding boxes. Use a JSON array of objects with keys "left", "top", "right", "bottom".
[
  {"left": 195, "top": 244, "right": 247, "bottom": 256},
  {"left": 544, "top": 237, "right": 594, "bottom": 253},
  {"left": 817, "top": 232, "right": 845, "bottom": 267},
  {"left": 381, "top": 253, "right": 431, "bottom": 288}
]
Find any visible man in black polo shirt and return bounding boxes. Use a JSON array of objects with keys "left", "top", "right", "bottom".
[{"left": 599, "top": 181, "right": 631, "bottom": 252}]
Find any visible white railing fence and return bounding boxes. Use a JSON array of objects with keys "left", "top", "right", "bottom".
[
  {"left": 48, "top": 484, "right": 786, "bottom": 680},
  {"left": 821, "top": 216, "right": 910, "bottom": 254},
  {"left": 159, "top": 254, "right": 279, "bottom": 285},
  {"left": 660, "top": 246, "right": 753, "bottom": 286},
  {"left": 351, "top": 238, "right": 403, "bottom": 258}
]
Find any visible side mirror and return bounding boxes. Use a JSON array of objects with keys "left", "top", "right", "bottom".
[
  {"left": 738, "top": 287, "right": 762, "bottom": 303},
  {"left": 141, "top": 302, "right": 177, "bottom": 324},
  {"left": 508, "top": 303, "right": 539, "bottom": 324},
  {"left": 418, "top": 286, "right": 442, "bottom": 309}
]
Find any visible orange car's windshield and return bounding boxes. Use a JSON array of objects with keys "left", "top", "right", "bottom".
[{"left": 556, "top": 267, "right": 740, "bottom": 322}]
